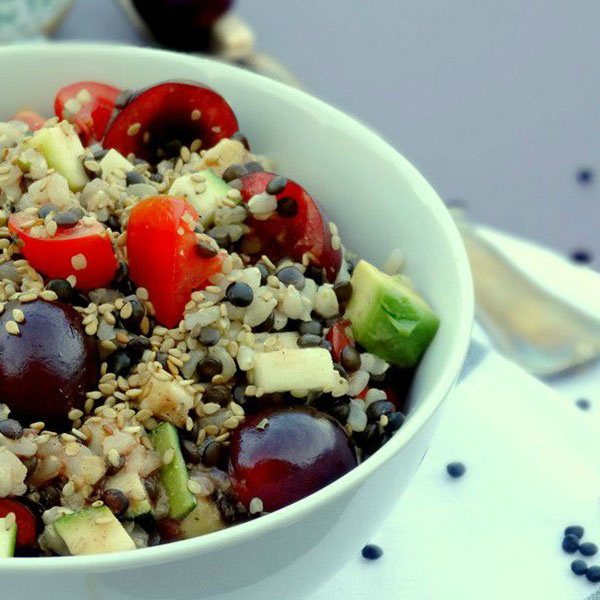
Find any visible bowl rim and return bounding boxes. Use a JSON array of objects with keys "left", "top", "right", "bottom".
[{"left": 0, "top": 42, "right": 474, "bottom": 572}]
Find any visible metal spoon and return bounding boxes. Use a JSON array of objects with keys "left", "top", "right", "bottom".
[{"left": 452, "top": 209, "right": 600, "bottom": 377}]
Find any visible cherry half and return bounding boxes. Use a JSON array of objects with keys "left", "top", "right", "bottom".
[
  {"left": 0, "top": 300, "right": 99, "bottom": 427},
  {"left": 103, "top": 80, "right": 238, "bottom": 162},
  {"left": 238, "top": 172, "right": 342, "bottom": 282},
  {"left": 228, "top": 406, "right": 357, "bottom": 512}
]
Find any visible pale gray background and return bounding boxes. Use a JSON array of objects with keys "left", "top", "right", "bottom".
[{"left": 55, "top": 0, "right": 599, "bottom": 268}]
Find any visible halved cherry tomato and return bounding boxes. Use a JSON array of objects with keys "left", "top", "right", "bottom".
[
  {"left": 54, "top": 81, "right": 121, "bottom": 145},
  {"left": 325, "top": 319, "right": 354, "bottom": 363},
  {"left": 11, "top": 109, "right": 46, "bottom": 132},
  {"left": 0, "top": 498, "right": 40, "bottom": 549},
  {"left": 239, "top": 172, "right": 342, "bottom": 282},
  {"left": 103, "top": 80, "right": 238, "bottom": 161},
  {"left": 9, "top": 213, "right": 118, "bottom": 291},
  {"left": 127, "top": 196, "right": 224, "bottom": 328}
]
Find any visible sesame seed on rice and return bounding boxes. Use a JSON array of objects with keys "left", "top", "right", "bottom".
[{"left": 19, "top": 292, "right": 38, "bottom": 303}]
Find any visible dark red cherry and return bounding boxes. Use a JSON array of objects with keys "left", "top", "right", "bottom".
[
  {"left": 228, "top": 406, "right": 357, "bottom": 512},
  {"left": 0, "top": 300, "right": 98, "bottom": 427}
]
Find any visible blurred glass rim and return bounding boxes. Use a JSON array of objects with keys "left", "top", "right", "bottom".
[{"left": 0, "top": 0, "right": 75, "bottom": 42}]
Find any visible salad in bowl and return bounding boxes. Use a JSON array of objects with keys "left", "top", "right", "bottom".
[{"left": 0, "top": 79, "right": 439, "bottom": 558}]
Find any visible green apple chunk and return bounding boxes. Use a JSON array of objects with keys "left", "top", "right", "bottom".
[
  {"left": 26, "top": 125, "right": 89, "bottom": 191},
  {"left": 168, "top": 169, "right": 232, "bottom": 227}
]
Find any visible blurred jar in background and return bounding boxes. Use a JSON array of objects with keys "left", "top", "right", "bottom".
[{"left": 121, "top": 0, "right": 233, "bottom": 51}]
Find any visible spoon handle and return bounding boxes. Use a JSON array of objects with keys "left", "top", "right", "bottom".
[{"left": 454, "top": 214, "right": 600, "bottom": 376}]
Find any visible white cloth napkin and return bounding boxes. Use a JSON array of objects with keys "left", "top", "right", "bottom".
[
  {"left": 312, "top": 231, "right": 600, "bottom": 600},
  {"left": 312, "top": 347, "right": 600, "bottom": 600}
]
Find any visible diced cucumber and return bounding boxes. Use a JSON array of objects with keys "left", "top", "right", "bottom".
[
  {"left": 180, "top": 497, "right": 224, "bottom": 539},
  {"left": 0, "top": 517, "right": 17, "bottom": 557},
  {"left": 105, "top": 471, "right": 152, "bottom": 519},
  {"left": 345, "top": 260, "right": 439, "bottom": 367},
  {"left": 168, "top": 169, "right": 232, "bottom": 227},
  {"left": 54, "top": 506, "right": 135, "bottom": 555},
  {"left": 25, "top": 125, "right": 89, "bottom": 191},
  {"left": 251, "top": 347, "right": 337, "bottom": 393},
  {"left": 99, "top": 148, "right": 134, "bottom": 180},
  {"left": 150, "top": 423, "right": 197, "bottom": 520}
]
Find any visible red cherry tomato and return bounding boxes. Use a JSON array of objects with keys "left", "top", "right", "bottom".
[
  {"left": 326, "top": 319, "right": 354, "bottom": 363},
  {"left": 54, "top": 81, "right": 121, "bottom": 145},
  {"left": 11, "top": 110, "right": 46, "bottom": 132},
  {"left": 238, "top": 172, "right": 342, "bottom": 282},
  {"left": 127, "top": 196, "right": 224, "bottom": 328},
  {"left": 103, "top": 80, "right": 238, "bottom": 161},
  {"left": 0, "top": 498, "right": 39, "bottom": 549},
  {"left": 9, "top": 213, "right": 117, "bottom": 291}
]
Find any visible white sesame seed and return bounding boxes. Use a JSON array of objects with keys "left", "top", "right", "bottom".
[
  {"left": 11, "top": 308, "right": 24, "bottom": 323},
  {"left": 39, "top": 290, "right": 58, "bottom": 301},
  {"left": 127, "top": 122, "right": 141, "bottom": 136},
  {"left": 249, "top": 497, "right": 263, "bottom": 514},
  {"left": 19, "top": 292, "right": 38, "bottom": 303},
  {"left": 187, "top": 480, "right": 202, "bottom": 495},
  {"left": 4, "top": 320, "right": 19, "bottom": 336},
  {"left": 223, "top": 416, "right": 239, "bottom": 429},
  {"left": 71, "top": 253, "right": 87, "bottom": 271},
  {"left": 45, "top": 220, "right": 58, "bottom": 237},
  {"left": 120, "top": 302, "right": 133, "bottom": 320},
  {"left": 163, "top": 448, "right": 175, "bottom": 465},
  {"left": 3, "top": 512, "right": 16, "bottom": 531},
  {"left": 202, "top": 402, "right": 220, "bottom": 416},
  {"left": 76, "top": 88, "right": 92, "bottom": 104},
  {"left": 108, "top": 448, "right": 121, "bottom": 468},
  {"left": 95, "top": 517, "right": 113, "bottom": 526},
  {"left": 72, "top": 428, "right": 88, "bottom": 441}
]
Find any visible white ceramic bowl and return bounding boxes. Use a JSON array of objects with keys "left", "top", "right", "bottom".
[{"left": 0, "top": 43, "right": 473, "bottom": 600}]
